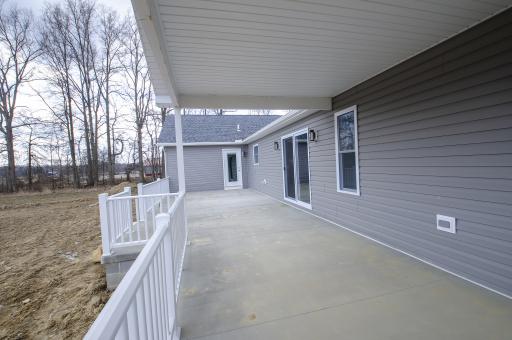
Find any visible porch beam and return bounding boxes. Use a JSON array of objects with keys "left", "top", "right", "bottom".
[
  {"left": 174, "top": 107, "right": 186, "bottom": 193},
  {"left": 179, "top": 94, "right": 332, "bottom": 110}
]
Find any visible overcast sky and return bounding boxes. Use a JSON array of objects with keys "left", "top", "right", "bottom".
[
  {"left": 20, "top": 0, "right": 133, "bottom": 15},
  {"left": 14, "top": 0, "right": 286, "bottom": 121}
]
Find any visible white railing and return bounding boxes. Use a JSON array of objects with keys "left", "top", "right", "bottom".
[
  {"left": 136, "top": 178, "right": 171, "bottom": 224},
  {"left": 138, "top": 177, "right": 170, "bottom": 196},
  {"left": 99, "top": 178, "right": 174, "bottom": 256},
  {"left": 85, "top": 192, "right": 187, "bottom": 340}
]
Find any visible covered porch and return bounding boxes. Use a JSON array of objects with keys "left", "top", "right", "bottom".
[{"left": 179, "top": 189, "right": 512, "bottom": 340}]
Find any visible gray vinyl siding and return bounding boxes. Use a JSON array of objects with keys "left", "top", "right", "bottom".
[
  {"left": 165, "top": 145, "right": 249, "bottom": 192},
  {"left": 246, "top": 10, "right": 512, "bottom": 297}
]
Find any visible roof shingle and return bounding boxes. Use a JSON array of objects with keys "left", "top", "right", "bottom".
[{"left": 158, "top": 115, "right": 280, "bottom": 143}]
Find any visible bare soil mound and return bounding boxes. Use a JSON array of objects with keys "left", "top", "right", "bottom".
[{"left": 0, "top": 188, "right": 115, "bottom": 339}]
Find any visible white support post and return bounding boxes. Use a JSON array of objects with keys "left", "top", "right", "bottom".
[
  {"left": 174, "top": 107, "right": 186, "bottom": 193},
  {"left": 98, "top": 193, "right": 111, "bottom": 256}
]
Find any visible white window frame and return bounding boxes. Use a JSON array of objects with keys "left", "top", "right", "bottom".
[
  {"left": 334, "top": 105, "right": 360, "bottom": 196},
  {"left": 253, "top": 144, "right": 259, "bottom": 165}
]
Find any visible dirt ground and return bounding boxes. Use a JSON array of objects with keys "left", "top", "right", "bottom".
[{"left": 0, "top": 183, "right": 133, "bottom": 339}]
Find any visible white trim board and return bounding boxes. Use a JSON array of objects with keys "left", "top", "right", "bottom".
[
  {"left": 158, "top": 142, "right": 243, "bottom": 147},
  {"left": 254, "top": 190, "right": 512, "bottom": 301},
  {"left": 179, "top": 94, "right": 331, "bottom": 110}
]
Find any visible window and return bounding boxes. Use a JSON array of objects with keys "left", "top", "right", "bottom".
[
  {"left": 335, "top": 106, "right": 360, "bottom": 195},
  {"left": 253, "top": 144, "right": 259, "bottom": 165}
]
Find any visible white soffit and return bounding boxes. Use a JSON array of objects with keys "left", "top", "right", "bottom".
[{"left": 134, "top": 0, "right": 511, "bottom": 109}]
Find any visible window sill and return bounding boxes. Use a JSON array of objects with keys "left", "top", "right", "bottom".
[{"left": 337, "top": 189, "right": 360, "bottom": 196}]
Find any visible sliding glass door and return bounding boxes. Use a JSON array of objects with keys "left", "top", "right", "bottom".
[{"left": 282, "top": 129, "right": 311, "bottom": 208}]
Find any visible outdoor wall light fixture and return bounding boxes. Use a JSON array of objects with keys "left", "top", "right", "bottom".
[
  {"left": 308, "top": 128, "right": 318, "bottom": 142},
  {"left": 273, "top": 141, "right": 280, "bottom": 150},
  {"left": 242, "top": 151, "right": 247, "bottom": 157}
]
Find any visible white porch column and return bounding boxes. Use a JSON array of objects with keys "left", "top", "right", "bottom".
[{"left": 174, "top": 107, "right": 186, "bottom": 193}]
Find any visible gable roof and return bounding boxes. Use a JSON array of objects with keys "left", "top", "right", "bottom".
[{"left": 158, "top": 114, "right": 281, "bottom": 144}]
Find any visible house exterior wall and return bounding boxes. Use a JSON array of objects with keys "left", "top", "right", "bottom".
[
  {"left": 165, "top": 145, "right": 249, "bottom": 192},
  {"left": 246, "top": 10, "right": 512, "bottom": 297}
]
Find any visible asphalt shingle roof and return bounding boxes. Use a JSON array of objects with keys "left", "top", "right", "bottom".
[{"left": 158, "top": 114, "right": 281, "bottom": 143}]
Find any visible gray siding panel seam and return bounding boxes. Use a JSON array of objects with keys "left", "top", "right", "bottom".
[{"left": 246, "top": 9, "right": 512, "bottom": 297}]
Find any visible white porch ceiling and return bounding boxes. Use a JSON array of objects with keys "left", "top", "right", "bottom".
[{"left": 132, "top": 0, "right": 511, "bottom": 109}]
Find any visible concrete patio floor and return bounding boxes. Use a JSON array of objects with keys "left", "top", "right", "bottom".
[{"left": 177, "top": 189, "right": 512, "bottom": 340}]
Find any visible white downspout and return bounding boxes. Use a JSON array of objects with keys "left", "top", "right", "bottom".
[{"left": 174, "top": 107, "right": 186, "bottom": 193}]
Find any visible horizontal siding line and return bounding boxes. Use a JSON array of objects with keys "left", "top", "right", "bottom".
[
  {"left": 360, "top": 168, "right": 512, "bottom": 180},
  {"left": 360, "top": 179, "right": 512, "bottom": 205},
  {"left": 359, "top": 163, "right": 512, "bottom": 167},
  {"left": 332, "top": 20, "right": 512, "bottom": 106},
  {"left": 310, "top": 204, "right": 512, "bottom": 277},
  {"left": 361, "top": 178, "right": 512, "bottom": 193},
  {"left": 359, "top": 119, "right": 512, "bottom": 147},
  {"left": 310, "top": 195, "right": 512, "bottom": 262},
  {"left": 355, "top": 47, "right": 512, "bottom": 116},
  {"left": 360, "top": 164, "right": 512, "bottom": 168},
  {"left": 360, "top": 62, "right": 512, "bottom": 123},
  {"left": 358, "top": 139, "right": 512, "bottom": 156},
  {"left": 358, "top": 129, "right": 512, "bottom": 153},
  {"left": 360, "top": 93, "right": 512, "bottom": 135},
  {"left": 311, "top": 167, "right": 512, "bottom": 179},
  {"left": 361, "top": 186, "right": 512, "bottom": 218},
  {"left": 340, "top": 150, "right": 512, "bottom": 160},
  {"left": 358, "top": 172, "right": 512, "bottom": 181},
  {"left": 358, "top": 77, "right": 512, "bottom": 127},
  {"left": 310, "top": 165, "right": 512, "bottom": 181},
  {"left": 310, "top": 187, "right": 512, "bottom": 237},
  {"left": 310, "top": 186, "right": 512, "bottom": 229}
]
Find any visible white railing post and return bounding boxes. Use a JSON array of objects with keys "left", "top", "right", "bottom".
[
  {"left": 125, "top": 187, "right": 133, "bottom": 242},
  {"left": 136, "top": 182, "right": 144, "bottom": 222},
  {"left": 99, "top": 193, "right": 111, "bottom": 256}
]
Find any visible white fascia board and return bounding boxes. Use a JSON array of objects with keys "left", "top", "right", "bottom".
[
  {"left": 155, "top": 95, "right": 173, "bottom": 108},
  {"left": 158, "top": 142, "right": 244, "bottom": 147},
  {"left": 179, "top": 95, "right": 331, "bottom": 110},
  {"left": 132, "top": 0, "right": 179, "bottom": 107}
]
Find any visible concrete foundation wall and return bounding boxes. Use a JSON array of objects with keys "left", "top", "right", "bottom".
[{"left": 102, "top": 252, "right": 139, "bottom": 290}]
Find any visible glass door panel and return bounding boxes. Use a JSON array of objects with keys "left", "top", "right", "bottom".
[
  {"left": 283, "top": 136, "right": 295, "bottom": 199},
  {"left": 227, "top": 153, "right": 237, "bottom": 182},
  {"left": 295, "top": 133, "right": 310, "bottom": 204}
]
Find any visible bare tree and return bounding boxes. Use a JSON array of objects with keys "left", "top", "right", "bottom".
[
  {"left": 122, "top": 17, "right": 152, "bottom": 183},
  {"left": 66, "top": 0, "right": 101, "bottom": 186},
  {"left": 97, "top": 6, "right": 123, "bottom": 185},
  {"left": 145, "top": 109, "right": 162, "bottom": 180},
  {"left": 39, "top": 2, "right": 81, "bottom": 187},
  {"left": 0, "top": 1, "right": 40, "bottom": 192}
]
